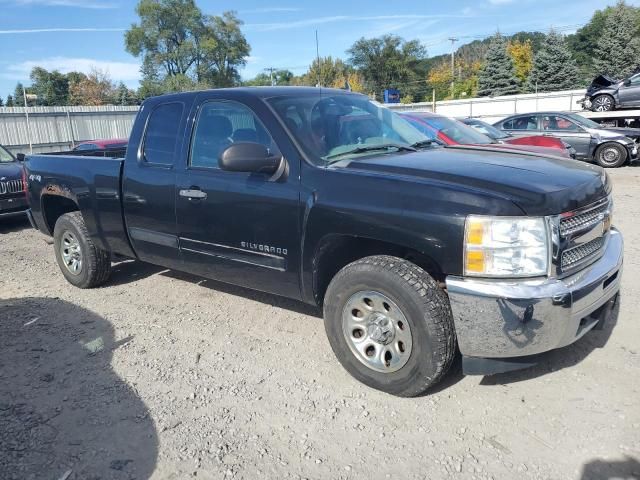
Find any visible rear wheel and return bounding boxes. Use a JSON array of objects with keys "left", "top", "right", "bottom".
[
  {"left": 591, "top": 94, "right": 614, "bottom": 112},
  {"left": 53, "top": 212, "right": 112, "bottom": 288},
  {"left": 595, "top": 142, "right": 627, "bottom": 168},
  {"left": 323, "top": 255, "right": 456, "bottom": 397}
]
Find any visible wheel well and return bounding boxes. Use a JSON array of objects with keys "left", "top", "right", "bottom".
[
  {"left": 313, "top": 235, "right": 444, "bottom": 305},
  {"left": 42, "top": 195, "right": 79, "bottom": 233}
]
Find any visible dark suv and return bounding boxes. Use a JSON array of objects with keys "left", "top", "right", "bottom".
[
  {"left": 0, "top": 145, "right": 27, "bottom": 219},
  {"left": 494, "top": 112, "right": 639, "bottom": 168}
]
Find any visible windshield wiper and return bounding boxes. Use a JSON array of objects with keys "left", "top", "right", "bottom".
[
  {"left": 410, "top": 140, "right": 435, "bottom": 149},
  {"left": 325, "top": 143, "right": 416, "bottom": 161}
]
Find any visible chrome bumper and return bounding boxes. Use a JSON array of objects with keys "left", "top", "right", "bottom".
[{"left": 445, "top": 228, "right": 623, "bottom": 358}]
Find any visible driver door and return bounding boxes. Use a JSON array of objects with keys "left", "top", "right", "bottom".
[
  {"left": 540, "top": 114, "right": 592, "bottom": 161},
  {"left": 174, "top": 97, "right": 302, "bottom": 299},
  {"left": 618, "top": 74, "right": 640, "bottom": 107}
]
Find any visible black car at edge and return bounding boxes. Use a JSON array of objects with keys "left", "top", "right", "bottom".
[{"left": 0, "top": 144, "right": 27, "bottom": 219}]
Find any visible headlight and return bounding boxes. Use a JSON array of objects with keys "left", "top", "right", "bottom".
[{"left": 464, "top": 216, "right": 549, "bottom": 278}]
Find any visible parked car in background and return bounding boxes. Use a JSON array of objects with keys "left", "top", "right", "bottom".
[
  {"left": 461, "top": 118, "right": 577, "bottom": 158},
  {"left": 494, "top": 112, "right": 639, "bottom": 168},
  {"left": 0, "top": 145, "right": 27, "bottom": 219},
  {"left": 581, "top": 70, "right": 640, "bottom": 112},
  {"left": 401, "top": 112, "right": 573, "bottom": 158},
  {"left": 25, "top": 87, "right": 623, "bottom": 396},
  {"left": 73, "top": 139, "right": 128, "bottom": 151}
]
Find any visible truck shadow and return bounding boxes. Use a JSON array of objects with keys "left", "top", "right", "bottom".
[
  {"left": 0, "top": 297, "right": 158, "bottom": 480},
  {"left": 107, "top": 259, "right": 168, "bottom": 287},
  {"left": 579, "top": 455, "right": 640, "bottom": 479},
  {"left": 0, "top": 214, "right": 29, "bottom": 234},
  {"left": 161, "top": 269, "right": 322, "bottom": 318},
  {"left": 480, "top": 297, "right": 620, "bottom": 386}
]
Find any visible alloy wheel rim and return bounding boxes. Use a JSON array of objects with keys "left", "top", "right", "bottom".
[
  {"left": 342, "top": 291, "right": 413, "bottom": 373},
  {"left": 60, "top": 231, "right": 83, "bottom": 275},
  {"left": 595, "top": 97, "right": 612, "bottom": 111},
  {"left": 600, "top": 147, "right": 620, "bottom": 165}
]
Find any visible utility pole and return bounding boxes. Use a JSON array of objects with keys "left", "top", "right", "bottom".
[
  {"left": 22, "top": 85, "right": 32, "bottom": 154},
  {"left": 264, "top": 67, "right": 275, "bottom": 86},
  {"left": 448, "top": 37, "right": 458, "bottom": 98}
]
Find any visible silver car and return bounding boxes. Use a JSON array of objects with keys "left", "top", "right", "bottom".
[{"left": 494, "top": 112, "right": 639, "bottom": 168}]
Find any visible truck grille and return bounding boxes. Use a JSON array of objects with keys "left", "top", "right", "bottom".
[
  {"left": 561, "top": 237, "right": 605, "bottom": 269},
  {"left": 560, "top": 202, "right": 608, "bottom": 236},
  {"left": 0, "top": 179, "right": 25, "bottom": 195},
  {"left": 556, "top": 197, "right": 610, "bottom": 274}
]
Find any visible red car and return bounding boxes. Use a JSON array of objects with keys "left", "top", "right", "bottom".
[
  {"left": 73, "top": 138, "right": 128, "bottom": 151},
  {"left": 401, "top": 113, "right": 575, "bottom": 158}
]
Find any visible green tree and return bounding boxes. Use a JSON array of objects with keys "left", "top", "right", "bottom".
[
  {"left": 526, "top": 30, "right": 579, "bottom": 93},
  {"left": 114, "top": 82, "right": 139, "bottom": 105},
  {"left": 0, "top": 97, "right": 3, "bottom": 107},
  {"left": 125, "top": 1, "right": 250, "bottom": 91},
  {"left": 245, "top": 69, "right": 294, "bottom": 86},
  {"left": 477, "top": 34, "right": 520, "bottom": 97},
  {"left": 13, "top": 83, "right": 36, "bottom": 106},
  {"left": 568, "top": 7, "right": 612, "bottom": 78},
  {"left": 5, "top": 95, "right": 14, "bottom": 107},
  {"left": 593, "top": 1, "right": 640, "bottom": 78},
  {"left": 29, "top": 67, "right": 70, "bottom": 106},
  {"left": 305, "top": 56, "right": 350, "bottom": 87},
  {"left": 347, "top": 35, "right": 428, "bottom": 101}
]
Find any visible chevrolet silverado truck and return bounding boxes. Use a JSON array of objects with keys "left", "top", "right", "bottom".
[{"left": 24, "top": 87, "right": 623, "bottom": 397}]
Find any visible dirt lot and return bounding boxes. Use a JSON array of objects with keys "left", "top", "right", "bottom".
[{"left": 1, "top": 168, "right": 639, "bottom": 480}]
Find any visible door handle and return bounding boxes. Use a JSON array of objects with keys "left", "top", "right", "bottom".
[{"left": 179, "top": 189, "right": 208, "bottom": 200}]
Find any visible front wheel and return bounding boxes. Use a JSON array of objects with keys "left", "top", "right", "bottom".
[
  {"left": 591, "top": 95, "right": 614, "bottom": 112},
  {"left": 323, "top": 256, "right": 456, "bottom": 397},
  {"left": 53, "top": 212, "right": 112, "bottom": 288},
  {"left": 595, "top": 142, "right": 628, "bottom": 168}
]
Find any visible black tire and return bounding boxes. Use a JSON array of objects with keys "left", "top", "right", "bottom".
[
  {"left": 595, "top": 142, "right": 628, "bottom": 168},
  {"left": 591, "top": 94, "right": 615, "bottom": 112},
  {"left": 323, "top": 255, "right": 456, "bottom": 397},
  {"left": 53, "top": 212, "right": 112, "bottom": 288}
]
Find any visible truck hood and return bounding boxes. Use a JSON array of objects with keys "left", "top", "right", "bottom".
[
  {"left": 339, "top": 146, "right": 609, "bottom": 216},
  {"left": 0, "top": 161, "right": 23, "bottom": 180}
]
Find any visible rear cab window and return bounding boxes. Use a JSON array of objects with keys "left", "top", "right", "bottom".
[{"left": 142, "top": 102, "right": 185, "bottom": 166}]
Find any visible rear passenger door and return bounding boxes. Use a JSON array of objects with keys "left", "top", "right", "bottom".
[
  {"left": 174, "top": 96, "right": 302, "bottom": 299},
  {"left": 500, "top": 115, "right": 540, "bottom": 138},
  {"left": 540, "top": 114, "right": 592, "bottom": 160},
  {"left": 122, "top": 100, "right": 189, "bottom": 269}
]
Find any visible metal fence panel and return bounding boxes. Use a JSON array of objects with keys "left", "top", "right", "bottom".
[{"left": 0, "top": 106, "right": 139, "bottom": 155}]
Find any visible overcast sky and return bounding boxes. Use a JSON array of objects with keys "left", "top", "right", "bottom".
[{"left": 0, "top": 0, "right": 636, "bottom": 98}]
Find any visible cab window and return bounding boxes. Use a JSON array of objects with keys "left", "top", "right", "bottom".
[
  {"left": 142, "top": 102, "right": 184, "bottom": 166},
  {"left": 190, "top": 101, "right": 279, "bottom": 169}
]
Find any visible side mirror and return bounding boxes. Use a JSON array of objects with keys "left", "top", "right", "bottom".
[
  {"left": 219, "top": 142, "right": 282, "bottom": 176},
  {"left": 624, "top": 79, "right": 632, "bottom": 87},
  {"left": 16, "top": 153, "right": 26, "bottom": 162}
]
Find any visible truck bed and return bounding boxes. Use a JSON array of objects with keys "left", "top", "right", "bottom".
[{"left": 25, "top": 154, "right": 134, "bottom": 257}]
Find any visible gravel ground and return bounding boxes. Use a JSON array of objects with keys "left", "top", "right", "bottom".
[{"left": 1, "top": 167, "right": 639, "bottom": 480}]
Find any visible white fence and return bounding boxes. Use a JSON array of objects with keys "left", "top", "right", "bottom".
[
  {"left": 387, "top": 89, "right": 588, "bottom": 123},
  {"left": 0, "top": 105, "right": 139, "bottom": 155}
]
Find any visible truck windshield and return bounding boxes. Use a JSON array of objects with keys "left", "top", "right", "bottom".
[
  {"left": 267, "top": 92, "right": 431, "bottom": 165},
  {"left": 0, "top": 146, "right": 15, "bottom": 163}
]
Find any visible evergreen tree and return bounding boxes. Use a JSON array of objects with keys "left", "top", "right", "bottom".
[
  {"left": 13, "top": 83, "right": 25, "bottom": 106},
  {"left": 526, "top": 30, "right": 579, "bottom": 93},
  {"left": 593, "top": 1, "right": 640, "bottom": 78},
  {"left": 6, "top": 95, "right": 14, "bottom": 107},
  {"left": 477, "top": 34, "right": 520, "bottom": 97},
  {"left": 0, "top": 97, "right": 3, "bottom": 107}
]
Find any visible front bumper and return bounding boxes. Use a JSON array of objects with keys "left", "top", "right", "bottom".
[
  {"left": 0, "top": 196, "right": 28, "bottom": 218},
  {"left": 445, "top": 228, "right": 623, "bottom": 360}
]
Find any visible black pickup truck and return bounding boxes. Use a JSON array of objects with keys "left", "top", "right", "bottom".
[{"left": 25, "top": 87, "right": 623, "bottom": 396}]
